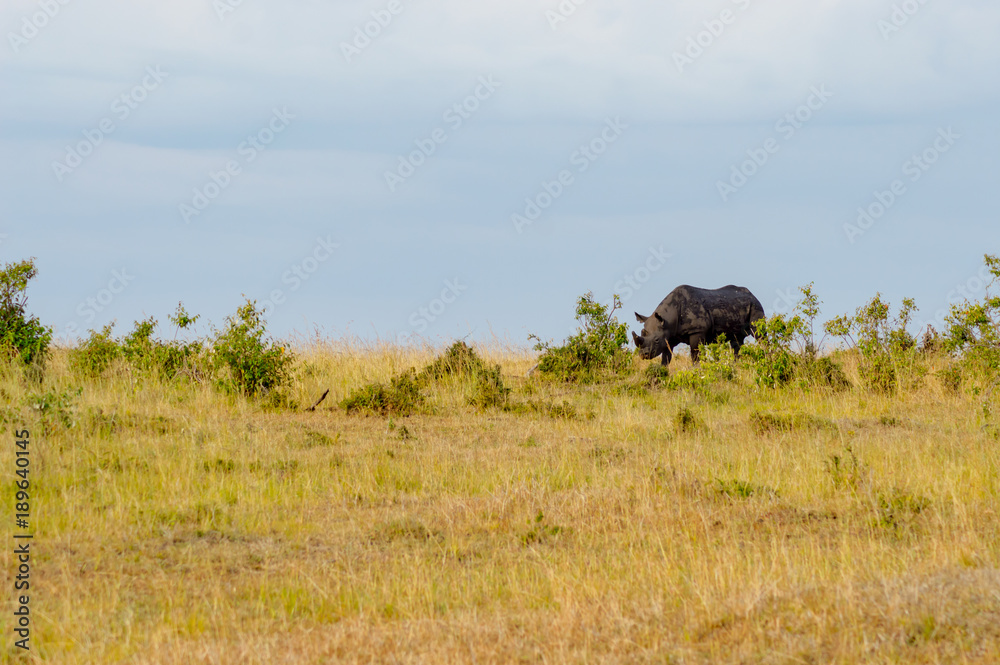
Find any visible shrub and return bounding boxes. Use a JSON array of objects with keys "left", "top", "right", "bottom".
[
  {"left": 825, "top": 294, "right": 920, "bottom": 393},
  {"left": 736, "top": 284, "right": 850, "bottom": 390},
  {"left": 467, "top": 363, "right": 511, "bottom": 409},
  {"left": 936, "top": 363, "right": 963, "bottom": 393},
  {"left": 716, "top": 478, "right": 776, "bottom": 500},
  {"left": 741, "top": 283, "right": 853, "bottom": 389},
  {"left": 342, "top": 341, "right": 511, "bottom": 416},
  {"left": 530, "top": 293, "right": 631, "bottom": 383},
  {"left": 791, "top": 284, "right": 851, "bottom": 388},
  {"left": 70, "top": 324, "right": 122, "bottom": 377},
  {"left": 70, "top": 305, "right": 206, "bottom": 381},
  {"left": 698, "top": 334, "right": 736, "bottom": 382},
  {"left": 750, "top": 411, "right": 796, "bottom": 434},
  {"left": 119, "top": 317, "right": 180, "bottom": 375},
  {"left": 799, "top": 355, "right": 851, "bottom": 390},
  {"left": 155, "top": 304, "right": 205, "bottom": 380},
  {"left": 674, "top": 406, "right": 699, "bottom": 433},
  {"left": 942, "top": 254, "right": 1000, "bottom": 383},
  {"left": 742, "top": 313, "right": 803, "bottom": 388},
  {"left": 418, "top": 341, "right": 511, "bottom": 410},
  {"left": 642, "top": 363, "right": 671, "bottom": 388},
  {"left": 211, "top": 299, "right": 294, "bottom": 397},
  {"left": 341, "top": 369, "right": 426, "bottom": 416},
  {"left": 825, "top": 445, "right": 864, "bottom": 492},
  {"left": 27, "top": 387, "right": 81, "bottom": 434},
  {"left": 919, "top": 326, "right": 944, "bottom": 354},
  {"left": 662, "top": 370, "right": 707, "bottom": 391},
  {"left": 135, "top": 312, "right": 205, "bottom": 380},
  {"left": 793, "top": 283, "right": 822, "bottom": 359},
  {"left": 750, "top": 410, "right": 835, "bottom": 435},
  {"left": 0, "top": 258, "right": 52, "bottom": 366},
  {"left": 418, "top": 340, "right": 488, "bottom": 381},
  {"left": 873, "top": 489, "right": 930, "bottom": 532}
]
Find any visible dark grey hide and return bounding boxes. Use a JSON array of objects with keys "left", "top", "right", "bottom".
[{"left": 632, "top": 285, "right": 765, "bottom": 365}]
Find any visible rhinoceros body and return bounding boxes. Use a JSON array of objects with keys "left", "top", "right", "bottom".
[{"left": 632, "top": 285, "right": 765, "bottom": 366}]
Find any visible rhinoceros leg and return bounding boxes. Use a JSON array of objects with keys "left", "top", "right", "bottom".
[
  {"left": 689, "top": 333, "right": 706, "bottom": 364},
  {"left": 729, "top": 334, "right": 743, "bottom": 357}
]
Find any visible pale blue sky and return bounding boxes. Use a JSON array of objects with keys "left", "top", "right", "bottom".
[{"left": 2, "top": 0, "right": 998, "bottom": 346}]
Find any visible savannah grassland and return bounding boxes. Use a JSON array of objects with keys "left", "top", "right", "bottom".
[{"left": 2, "top": 342, "right": 1000, "bottom": 664}]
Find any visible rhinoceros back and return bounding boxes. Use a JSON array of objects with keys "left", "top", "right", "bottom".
[{"left": 660, "top": 285, "right": 761, "bottom": 339}]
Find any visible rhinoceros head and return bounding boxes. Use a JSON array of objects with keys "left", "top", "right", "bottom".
[{"left": 632, "top": 311, "right": 673, "bottom": 365}]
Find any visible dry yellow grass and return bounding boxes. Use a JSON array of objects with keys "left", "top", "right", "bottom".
[{"left": 2, "top": 343, "right": 999, "bottom": 664}]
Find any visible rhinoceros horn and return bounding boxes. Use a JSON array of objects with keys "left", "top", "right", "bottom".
[{"left": 632, "top": 331, "right": 644, "bottom": 347}]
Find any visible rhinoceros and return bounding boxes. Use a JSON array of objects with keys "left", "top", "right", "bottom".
[{"left": 632, "top": 285, "right": 765, "bottom": 366}]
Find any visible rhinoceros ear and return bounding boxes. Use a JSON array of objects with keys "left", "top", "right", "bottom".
[
  {"left": 654, "top": 311, "right": 665, "bottom": 324},
  {"left": 632, "top": 331, "right": 644, "bottom": 347},
  {"left": 635, "top": 312, "right": 648, "bottom": 323}
]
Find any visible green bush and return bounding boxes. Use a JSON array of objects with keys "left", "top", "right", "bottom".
[
  {"left": 418, "top": 340, "right": 488, "bottom": 381},
  {"left": 750, "top": 410, "right": 835, "bottom": 435},
  {"left": 419, "top": 341, "right": 511, "bottom": 410},
  {"left": 27, "top": 387, "right": 81, "bottom": 434},
  {"left": 825, "top": 294, "right": 920, "bottom": 393},
  {"left": 342, "top": 341, "right": 511, "bottom": 416},
  {"left": 742, "top": 313, "right": 802, "bottom": 388},
  {"left": 674, "top": 406, "right": 700, "bottom": 433},
  {"left": 530, "top": 293, "right": 631, "bottom": 383},
  {"left": 0, "top": 258, "right": 52, "bottom": 366},
  {"left": 715, "top": 478, "right": 775, "bottom": 500},
  {"left": 825, "top": 445, "right": 863, "bottom": 492},
  {"left": 736, "top": 284, "right": 849, "bottom": 390},
  {"left": 790, "top": 284, "right": 850, "bottom": 389},
  {"left": 698, "top": 335, "right": 737, "bottom": 382},
  {"left": 341, "top": 369, "right": 426, "bottom": 416},
  {"left": 740, "top": 283, "right": 852, "bottom": 389},
  {"left": 211, "top": 299, "right": 294, "bottom": 397},
  {"left": 873, "top": 489, "right": 930, "bottom": 532},
  {"left": 70, "top": 305, "right": 205, "bottom": 381},
  {"left": 943, "top": 254, "right": 1000, "bottom": 384},
  {"left": 70, "top": 324, "right": 122, "bottom": 377},
  {"left": 642, "top": 363, "right": 671, "bottom": 388},
  {"left": 793, "top": 282, "right": 822, "bottom": 359},
  {"left": 936, "top": 363, "right": 963, "bottom": 392},
  {"left": 467, "top": 363, "right": 511, "bottom": 409},
  {"left": 802, "top": 355, "right": 851, "bottom": 390},
  {"left": 126, "top": 309, "right": 205, "bottom": 380}
]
